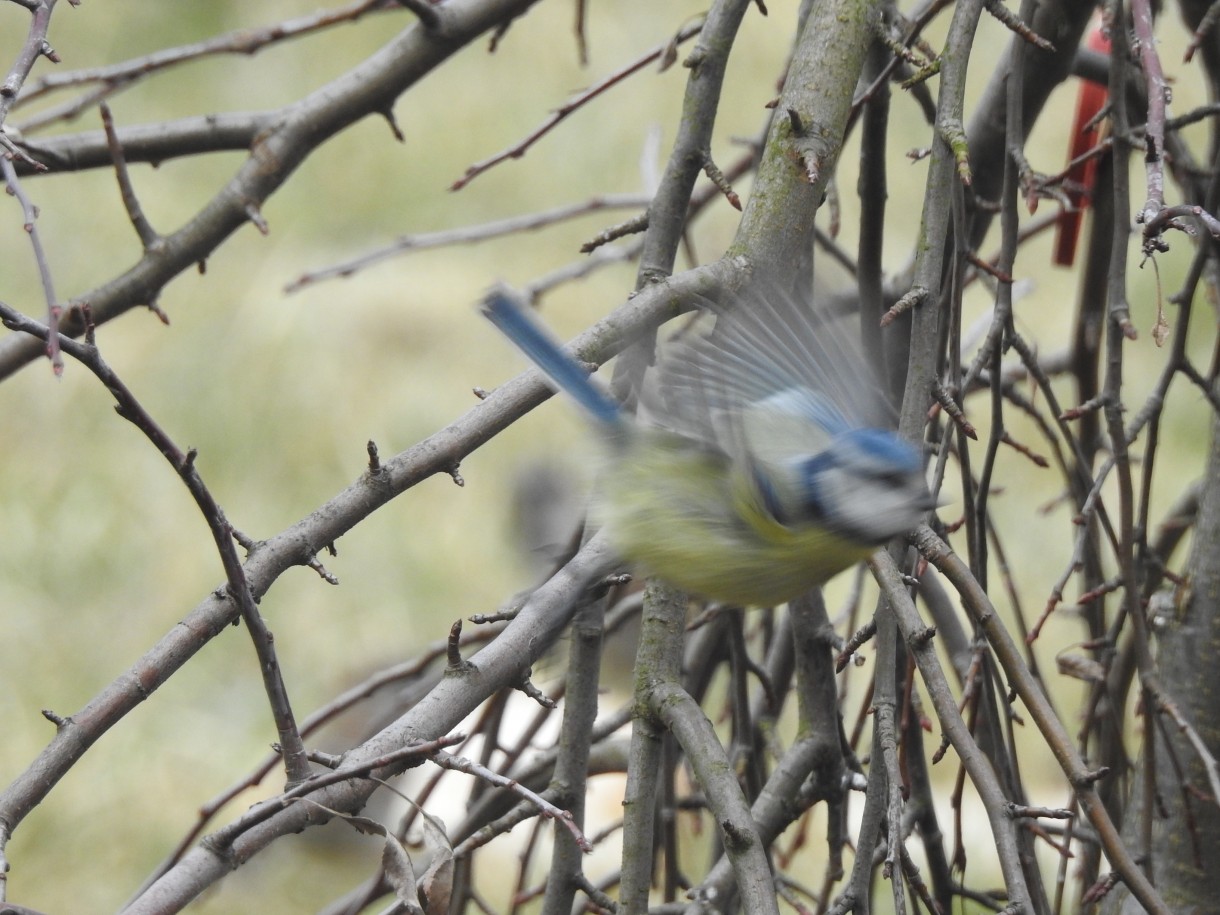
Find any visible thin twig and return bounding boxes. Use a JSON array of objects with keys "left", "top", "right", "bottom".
[
  {"left": 286, "top": 195, "right": 651, "bottom": 292},
  {"left": 430, "top": 750, "right": 594, "bottom": 853},
  {"left": 0, "top": 302, "right": 312, "bottom": 786},
  {"left": 13, "top": 0, "right": 396, "bottom": 127},
  {"left": 0, "top": 159, "right": 62, "bottom": 373},
  {"left": 450, "top": 18, "right": 704, "bottom": 191}
]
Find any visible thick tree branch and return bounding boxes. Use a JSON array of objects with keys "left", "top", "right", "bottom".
[{"left": 0, "top": 0, "right": 546, "bottom": 381}]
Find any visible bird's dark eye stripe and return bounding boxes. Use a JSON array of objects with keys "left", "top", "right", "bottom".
[{"left": 875, "top": 469, "right": 909, "bottom": 486}]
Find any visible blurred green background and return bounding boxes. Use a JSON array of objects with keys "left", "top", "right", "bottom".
[{"left": 0, "top": 1, "right": 1212, "bottom": 912}]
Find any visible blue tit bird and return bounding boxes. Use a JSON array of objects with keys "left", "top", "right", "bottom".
[{"left": 482, "top": 279, "right": 932, "bottom": 607}]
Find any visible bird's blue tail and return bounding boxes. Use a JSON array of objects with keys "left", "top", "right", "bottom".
[{"left": 482, "top": 289, "right": 622, "bottom": 427}]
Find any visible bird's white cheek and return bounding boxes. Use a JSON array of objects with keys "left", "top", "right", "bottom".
[
  {"left": 813, "top": 471, "right": 862, "bottom": 529},
  {"left": 821, "top": 483, "right": 914, "bottom": 543}
]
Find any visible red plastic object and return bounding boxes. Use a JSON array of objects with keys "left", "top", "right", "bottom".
[{"left": 1053, "top": 22, "right": 1111, "bottom": 267}]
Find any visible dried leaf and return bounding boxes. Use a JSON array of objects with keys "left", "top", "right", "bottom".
[
  {"left": 344, "top": 815, "right": 388, "bottom": 837},
  {"left": 383, "top": 834, "right": 425, "bottom": 915},
  {"left": 1056, "top": 653, "right": 1106, "bottom": 683},
  {"left": 1152, "top": 307, "right": 1170, "bottom": 347},
  {"left": 421, "top": 846, "right": 455, "bottom": 915},
  {"left": 417, "top": 810, "right": 454, "bottom": 915},
  {"left": 659, "top": 35, "right": 679, "bottom": 71}
]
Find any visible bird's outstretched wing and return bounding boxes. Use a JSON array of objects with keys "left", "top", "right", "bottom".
[{"left": 641, "top": 276, "right": 896, "bottom": 468}]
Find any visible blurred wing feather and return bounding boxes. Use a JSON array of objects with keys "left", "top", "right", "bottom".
[{"left": 640, "top": 277, "right": 893, "bottom": 461}]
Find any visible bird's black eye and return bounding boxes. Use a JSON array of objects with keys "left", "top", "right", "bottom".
[{"left": 869, "top": 467, "right": 908, "bottom": 488}]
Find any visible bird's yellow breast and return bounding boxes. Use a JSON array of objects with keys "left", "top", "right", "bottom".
[{"left": 594, "top": 432, "right": 873, "bottom": 607}]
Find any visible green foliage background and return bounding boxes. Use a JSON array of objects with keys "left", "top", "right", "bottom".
[{"left": 0, "top": 2, "right": 1211, "bottom": 912}]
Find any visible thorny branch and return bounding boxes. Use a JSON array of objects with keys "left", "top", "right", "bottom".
[{"left": 2, "top": 1, "right": 1219, "bottom": 913}]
